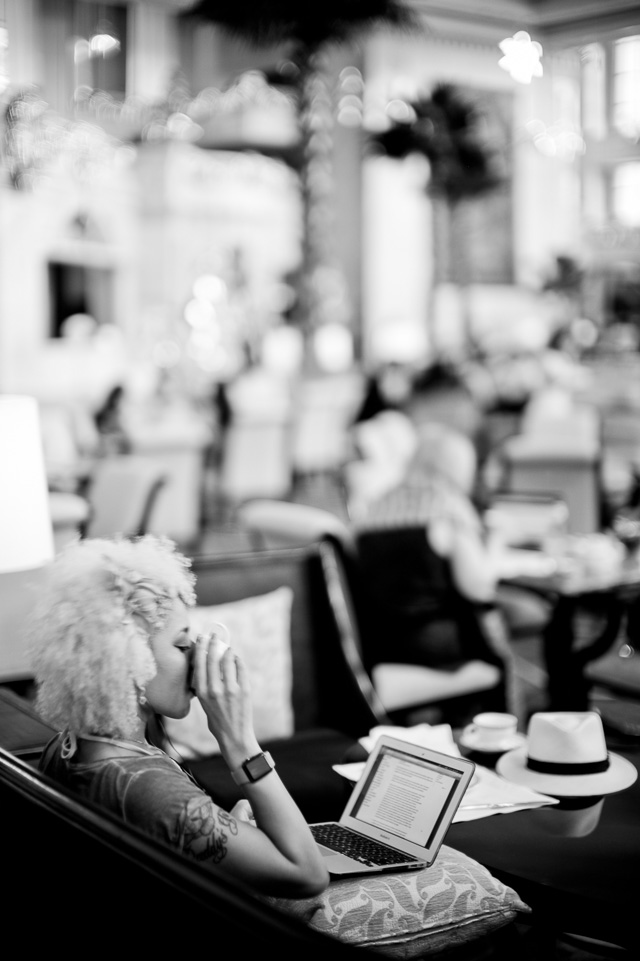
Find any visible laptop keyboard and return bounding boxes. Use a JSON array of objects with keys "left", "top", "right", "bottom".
[{"left": 310, "top": 823, "right": 420, "bottom": 867}]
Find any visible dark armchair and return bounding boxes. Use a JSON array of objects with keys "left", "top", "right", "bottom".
[
  {"left": 324, "top": 527, "right": 517, "bottom": 729},
  {"left": 235, "top": 499, "right": 518, "bottom": 730}
]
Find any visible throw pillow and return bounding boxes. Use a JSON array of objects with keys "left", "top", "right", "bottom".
[
  {"left": 263, "top": 844, "right": 530, "bottom": 958},
  {"left": 163, "top": 587, "right": 294, "bottom": 760}
]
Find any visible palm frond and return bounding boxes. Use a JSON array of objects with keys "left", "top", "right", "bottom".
[
  {"left": 371, "top": 83, "right": 505, "bottom": 201},
  {"left": 181, "top": 1, "right": 421, "bottom": 49}
]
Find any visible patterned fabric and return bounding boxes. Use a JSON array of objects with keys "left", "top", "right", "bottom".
[
  {"left": 163, "top": 587, "right": 294, "bottom": 759},
  {"left": 263, "top": 844, "right": 529, "bottom": 958}
]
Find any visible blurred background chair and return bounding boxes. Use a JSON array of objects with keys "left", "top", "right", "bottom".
[
  {"left": 499, "top": 432, "right": 603, "bottom": 535},
  {"left": 125, "top": 403, "right": 212, "bottom": 548},
  {"left": 39, "top": 400, "right": 99, "bottom": 495},
  {"left": 217, "top": 365, "right": 294, "bottom": 508},
  {"left": 219, "top": 418, "right": 293, "bottom": 503},
  {"left": 82, "top": 455, "right": 167, "bottom": 540},
  {"left": 289, "top": 372, "right": 364, "bottom": 490}
]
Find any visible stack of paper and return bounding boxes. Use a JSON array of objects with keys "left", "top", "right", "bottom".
[
  {"left": 455, "top": 764, "right": 558, "bottom": 821},
  {"left": 358, "top": 723, "right": 460, "bottom": 756},
  {"left": 332, "top": 723, "right": 558, "bottom": 820}
]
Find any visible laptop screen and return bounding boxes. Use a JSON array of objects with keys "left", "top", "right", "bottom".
[
  {"left": 340, "top": 736, "right": 475, "bottom": 862},
  {"left": 350, "top": 743, "right": 464, "bottom": 848}
]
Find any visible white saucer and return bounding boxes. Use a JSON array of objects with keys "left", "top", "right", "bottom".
[{"left": 459, "top": 728, "right": 527, "bottom": 754}]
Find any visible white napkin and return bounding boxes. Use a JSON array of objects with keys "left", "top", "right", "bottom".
[
  {"left": 358, "top": 723, "right": 460, "bottom": 756},
  {"left": 333, "top": 723, "right": 460, "bottom": 783}
]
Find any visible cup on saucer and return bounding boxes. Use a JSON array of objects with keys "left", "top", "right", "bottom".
[{"left": 460, "top": 712, "right": 524, "bottom": 754}]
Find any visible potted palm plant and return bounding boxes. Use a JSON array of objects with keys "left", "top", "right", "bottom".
[{"left": 181, "top": 1, "right": 420, "bottom": 369}]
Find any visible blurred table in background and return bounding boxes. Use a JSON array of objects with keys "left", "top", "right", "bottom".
[
  {"left": 494, "top": 536, "right": 640, "bottom": 711},
  {"left": 127, "top": 404, "right": 212, "bottom": 548}
]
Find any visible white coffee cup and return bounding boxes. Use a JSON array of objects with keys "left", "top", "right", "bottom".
[
  {"left": 207, "top": 621, "right": 231, "bottom": 653},
  {"left": 187, "top": 622, "right": 230, "bottom": 691},
  {"left": 466, "top": 712, "right": 518, "bottom": 748}
]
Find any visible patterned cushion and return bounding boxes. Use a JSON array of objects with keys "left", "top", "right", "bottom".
[
  {"left": 263, "top": 844, "right": 530, "bottom": 958},
  {"left": 162, "top": 587, "right": 294, "bottom": 759}
]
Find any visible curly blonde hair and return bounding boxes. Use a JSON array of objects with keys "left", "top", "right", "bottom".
[{"left": 28, "top": 535, "right": 196, "bottom": 739}]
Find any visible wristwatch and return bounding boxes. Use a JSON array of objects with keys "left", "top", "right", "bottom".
[{"left": 231, "top": 751, "right": 276, "bottom": 786}]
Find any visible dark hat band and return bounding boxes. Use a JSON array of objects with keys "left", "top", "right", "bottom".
[{"left": 527, "top": 755, "right": 610, "bottom": 775}]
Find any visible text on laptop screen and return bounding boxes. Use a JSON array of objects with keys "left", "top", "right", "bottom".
[{"left": 351, "top": 744, "right": 463, "bottom": 848}]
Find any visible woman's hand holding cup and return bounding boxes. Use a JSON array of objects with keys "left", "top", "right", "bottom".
[{"left": 192, "top": 623, "right": 260, "bottom": 767}]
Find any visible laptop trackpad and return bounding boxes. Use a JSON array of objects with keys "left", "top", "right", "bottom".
[{"left": 316, "top": 844, "right": 382, "bottom": 875}]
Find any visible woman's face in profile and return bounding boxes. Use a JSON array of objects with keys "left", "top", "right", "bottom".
[{"left": 144, "top": 600, "right": 193, "bottom": 719}]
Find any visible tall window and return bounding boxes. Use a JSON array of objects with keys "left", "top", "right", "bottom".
[
  {"left": 0, "top": 0, "right": 8, "bottom": 95},
  {"left": 581, "top": 34, "right": 640, "bottom": 228},
  {"left": 612, "top": 162, "right": 640, "bottom": 227},
  {"left": 578, "top": 31, "right": 640, "bottom": 329},
  {"left": 581, "top": 43, "right": 606, "bottom": 140},
  {"left": 72, "top": 1, "right": 128, "bottom": 101},
  {"left": 613, "top": 35, "right": 640, "bottom": 140},
  {"left": 39, "top": 0, "right": 128, "bottom": 112}
]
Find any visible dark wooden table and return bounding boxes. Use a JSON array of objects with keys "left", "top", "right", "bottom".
[
  {"left": 450, "top": 735, "right": 640, "bottom": 952},
  {"left": 499, "top": 547, "right": 640, "bottom": 710}
]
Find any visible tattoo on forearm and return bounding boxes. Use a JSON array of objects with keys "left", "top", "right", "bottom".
[{"left": 182, "top": 797, "right": 238, "bottom": 863}]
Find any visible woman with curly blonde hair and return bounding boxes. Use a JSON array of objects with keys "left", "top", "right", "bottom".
[{"left": 28, "top": 535, "right": 328, "bottom": 899}]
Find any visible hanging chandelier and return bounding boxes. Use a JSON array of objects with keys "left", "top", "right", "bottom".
[{"left": 498, "top": 31, "right": 543, "bottom": 84}]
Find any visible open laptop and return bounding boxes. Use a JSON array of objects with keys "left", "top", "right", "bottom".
[{"left": 309, "top": 734, "right": 475, "bottom": 876}]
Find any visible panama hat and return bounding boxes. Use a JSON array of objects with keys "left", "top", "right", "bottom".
[{"left": 496, "top": 711, "right": 638, "bottom": 796}]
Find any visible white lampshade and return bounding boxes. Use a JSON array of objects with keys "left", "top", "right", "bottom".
[{"left": 0, "top": 395, "right": 55, "bottom": 572}]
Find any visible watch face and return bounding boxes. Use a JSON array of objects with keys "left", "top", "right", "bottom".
[{"left": 244, "top": 753, "right": 273, "bottom": 781}]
